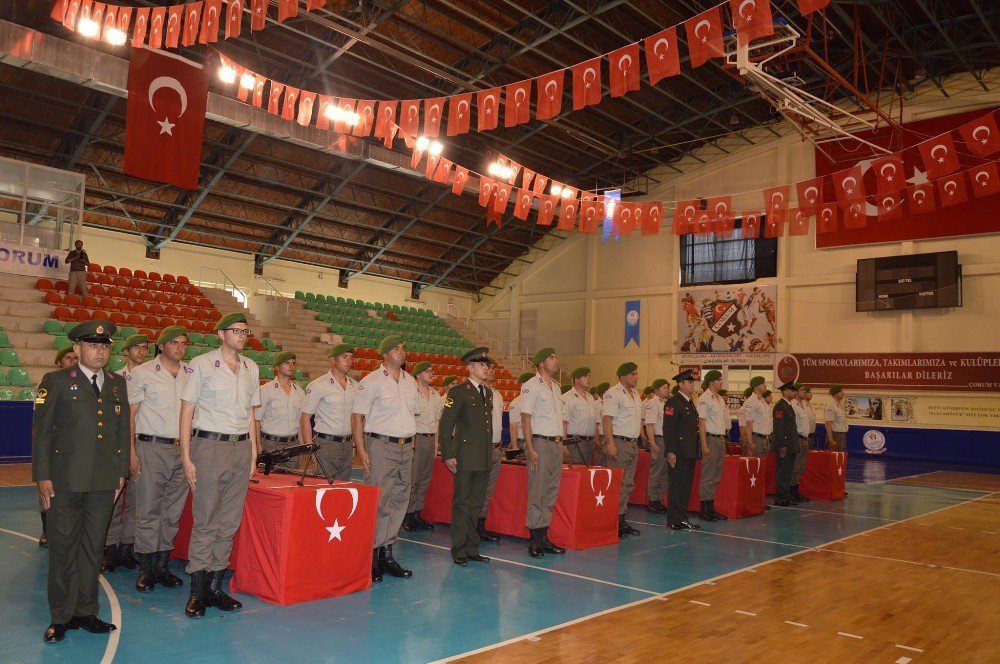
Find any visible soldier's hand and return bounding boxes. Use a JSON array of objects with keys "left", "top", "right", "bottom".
[
  {"left": 358, "top": 449, "right": 371, "bottom": 476},
  {"left": 747, "top": 441, "right": 755, "bottom": 454},
  {"left": 827, "top": 439, "right": 835, "bottom": 451},
  {"left": 37, "top": 480, "right": 55, "bottom": 511},
  {"left": 607, "top": 444, "right": 618, "bottom": 461},
  {"left": 650, "top": 443, "right": 659, "bottom": 459},
  {"left": 526, "top": 447, "right": 539, "bottom": 470},
  {"left": 444, "top": 458, "right": 457, "bottom": 473},
  {"left": 779, "top": 447, "right": 787, "bottom": 458},
  {"left": 667, "top": 452, "right": 677, "bottom": 468},
  {"left": 183, "top": 459, "right": 197, "bottom": 492},
  {"left": 130, "top": 450, "right": 141, "bottom": 477},
  {"left": 701, "top": 444, "right": 711, "bottom": 459}
]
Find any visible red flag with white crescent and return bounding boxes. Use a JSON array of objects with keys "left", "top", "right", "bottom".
[
  {"left": 131, "top": 8, "right": 150, "bottom": 46},
  {"left": 446, "top": 93, "right": 472, "bottom": 137},
  {"left": 296, "top": 91, "right": 315, "bottom": 127},
  {"left": 51, "top": 0, "right": 69, "bottom": 21},
  {"left": 424, "top": 153, "right": 441, "bottom": 180},
  {"left": 795, "top": 176, "right": 823, "bottom": 216},
  {"left": 535, "top": 71, "right": 564, "bottom": 120},
  {"left": 871, "top": 154, "right": 906, "bottom": 195},
  {"left": 729, "top": 0, "right": 774, "bottom": 46},
  {"left": 684, "top": 6, "right": 724, "bottom": 68},
  {"left": 277, "top": 0, "right": 297, "bottom": 23},
  {"left": 876, "top": 192, "right": 903, "bottom": 222},
  {"left": 843, "top": 202, "right": 867, "bottom": 229},
  {"left": 644, "top": 27, "right": 680, "bottom": 85},
  {"left": 88, "top": 3, "right": 105, "bottom": 32},
  {"left": 796, "top": 0, "right": 830, "bottom": 15},
  {"left": 267, "top": 81, "right": 284, "bottom": 115},
  {"left": 532, "top": 174, "right": 549, "bottom": 196},
  {"left": 505, "top": 80, "right": 531, "bottom": 127},
  {"left": 250, "top": 0, "right": 266, "bottom": 31},
  {"left": 281, "top": 86, "right": 299, "bottom": 121},
  {"left": 478, "top": 177, "right": 496, "bottom": 207},
  {"left": 165, "top": 5, "right": 182, "bottom": 48},
  {"left": 147, "top": 7, "right": 165, "bottom": 48},
  {"left": 693, "top": 209, "right": 712, "bottom": 236},
  {"left": 937, "top": 173, "right": 968, "bottom": 208},
  {"left": 958, "top": 112, "right": 1000, "bottom": 158},
  {"left": 521, "top": 168, "right": 535, "bottom": 190},
  {"left": 906, "top": 183, "right": 936, "bottom": 215},
  {"left": 537, "top": 194, "right": 558, "bottom": 226},
  {"left": 832, "top": 165, "right": 865, "bottom": 207},
  {"left": 706, "top": 195, "right": 732, "bottom": 232},
  {"left": 492, "top": 183, "right": 512, "bottom": 214},
  {"left": 764, "top": 215, "right": 784, "bottom": 238},
  {"left": 316, "top": 95, "right": 335, "bottom": 130},
  {"left": 252, "top": 76, "right": 266, "bottom": 108},
  {"left": 579, "top": 195, "right": 599, "bottom": 232},
  {"left": 557, "top": 196, "right": 578, "bottom": 230},
  {"left": 477, "top": 88, "right": 500, "bottom": 132},
  {"left": 673, "top": 199, "right": 698, "bottom": 235},
  {"left": 423, "top": 97, "right": 444, "bottom": 138},
  {"left": 513, "top": 189, "right": 533, "bottom": 221},
  {"left": 116, "top": 7, "right": 132, "bottom": 34},
  {"left": 200, "top": 0, "right": 221, "bottom": 44},
  {"left": 352, "top": 100, "right": 375, "bottom": 136},
  {"left": 225, "top": 0, "right": 242, "bottom": 39},
  {"left": 63, "top": 0, "right": 82, "bottom": 30},
  {"left": 742, "top": 210, "right": 761, "bottom": 238},
  {"left": 123, "top": 48, "right": 208, "bottom": 191},
  {"left": 816, "top": 203, "right": 838, "bottom": 233},
  {"left": 100, "top": 5, "right": 118, "bottom": 41},
  {"left": 452, "top": 166, "right": 469, "bottom": 196},
  {"left": 763, "top": 185, "right": 790, "bottom": 223},
  {"left": 968, "top": 162, "right": 1000, "bottom": 197},
  {"left": 432, "top": 158, "right": 452, "bottom": 184},
  {"left": 788, "top": 208, "right": 810, "bottom": 235},
  {"left": 571, "top": 57, "right": 602, "bottom": 110},
  {"left": 917, "top": 133, "right": 961, "bottom": 180},
  {"left": 181, "top": 3, "right": 202, "bottom": 48},
  {"left": 374, "top": 101, "right": 397, "bottom": 139},
  {"left": 608, "top": 43, "right": 640, "bottom": 98},
  {"left": 399, "top": 100, "right": 420, "bottom": 139}
]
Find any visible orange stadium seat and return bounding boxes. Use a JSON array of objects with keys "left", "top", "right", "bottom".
[
  {"left": 99, "top": 297, "right": 116, "bottom": 310},
  {"left": 73, "top": 308, "right": 90, "bottom": 322},
  {"left": 247, "top": 338, "right": 263, "bottom": 351},
  {"left": 168, "top": 293, "right": 184, "bottom": 305},
  {"left": 36, "top": 278, "right": 54, "bottom": 291},
  {"left": 54, "top": 280, "right": 68, "bottom": 293},
  {"left": 138, "top": 291, "right": 154, "bottom": 303},
  {"left": 148, "top": 271, "right": 162, "bottom": 282},
  {"left": 89, "top": 284, "right": 107, "bottom": 297},
  {"left": 164, "top": 304, "right": 181, "bottom": 317},
  {"left": 148, "top": 303, "right": 165, "bottom": 316},
  {"left": 82, "top": 295, "right": 98, "bottom": 308},
  {"left": 153, "top": 292, "right": 169, "bottom": 304},
  {"left": 111, "top": 275, "right": 128, "bottom": 287},
  {"left": 176, "top": 319, "right": 193, "bottom": 330},
  {"left": 118, "top": 267, "right": 132, "bottom": 277},
  {"left": 105, "top": 286, "right": 122, "bottom": 299},
  {"left": 53, "top": 306, "right": 72, "bottom": 321},
  {"left": 63, "top": 294, "right": 82, "bottom": 307},
  {"left": 96, "top": 273, "right": 113, "bottom": 286},
  {"left": 138, "top": 328, "right": 154, "bottom": 339},
  {"left": 177, "top": 275, "right": 190, "bottom": 285},
  {"left": 126, "top": 313, "right": 143, "bottom": 327},
  {"left": 143, "top": 315, "right": 159, "bottom": 328},
  {"left": 110, "top": 312, "right": 126, "bottom": 326},
  {"left": 192, "top": 320, "right": 211, "bottom": 333},
  {"left": 162, "top": 274, "right": 176, "bottom": 283},
  {"left": 132, "top": 301, "right": 148, "bottom": 314},
  {"left": 179, "top": 306, "right": 195, "bottom": 319},
  {"left": 88, "top": 264, "right": 101, "bottom": 273},
  {"left": 101, "top": 265, "right": 115, "bottom": 275},
  {"left": 44, "top": 292, "right": 62, "bottom": 306}
]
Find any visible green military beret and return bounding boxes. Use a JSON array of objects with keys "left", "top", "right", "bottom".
[
  {"left": 703, "top": 369, "right": 722, "bottom": 383},
  {"left": 55, "top": 347, "right": 74, "bottom": 365},
  {"left": 461, "top": 346, "right": 492, "bottom": 364},
  {"left": 802, "top": 386, "right": 812, "bottom": 393},
  {"left": 517, "top": 372, "right": 535, "bottom": 384},
  {"left": 532, "top": 347, "right": 555, "bottom": 366},
  {"left": 561, "top": 384, "right": 572, "bottom": 394},
  {"left": 749, "top": 376, "right": 766, "bottom": 388},
  {"left": 214, "top": 312, "right": 248, "bottom": 331},
  {"left": 272, "top": 351, "right": 296, "bottom": 367},
  {"left": 719, "top": 389, "right": 728, "bottom": 397},
  {"left": 442, "top": 375, "right": 458, "bottom": 387},
  {"left": 671, "top": 385, "right": 679, "bottom": 395},
  {"left": 411, "top": 361, "right": 432, "bottom": 376},
  {"left": 743, "top": 387, "right": 753, "bottom": 398},
  {"left": 793, "top": 383, "right": 803, "bottom": 391},
  {"left": 589, "top": 387, "right": 598, "bottom": 394},
  {"left": 571, "top": 366, "right": 590, "bottom": 380},
  {"left": 829, "top": 384, "right": 843, "bottom": 396},
  {"left": 763, "top": 390, "right": 772, "bottom": 398},
  {"left": 701, "top": 379, "right": 709, "bottom": 391},
  {"left": 68, "top": 319, "right": 115, "bottom": 344},
  {"left": 378, "top": 335, "right": 404, "bottom": 355},
  {"left": 642, "top": 386, "right": 653, "bottom": 397},
  {"left": 597, "top": 382, "right": 611, "bottom": 394},
  {"left": 778, "top": 380, "right": 797, "bottom": 392},
  {"left": 617, "top": 362, "right": 638, "bottom": 377},
  {"left": 651, "top": 378, "right": 668, "bottom": 391},
  {"left": 328, "top": 343, "right": 354, "bottom": 357},
  {"left": 122, "top": 333, "right": 150, "bottom": 350},
  {"left": 156, "top": 326, "right": 186, "bottom": 345}
]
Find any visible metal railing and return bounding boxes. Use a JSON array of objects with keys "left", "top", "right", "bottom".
[
  {"left": 253, "top": 274, "right": 290, "bottom": 314},
  {"left": 199, "top": 267, "right": 248, "bottom": 307}
]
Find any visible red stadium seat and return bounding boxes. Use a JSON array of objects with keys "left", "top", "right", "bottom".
[
  {"left": 63, "top": 294, "right": 82, "bottom": 307},
  {"left": 163, "top": 274, "right": 176, "bottom": 283},
  {"left": 106, "top": 286, "right": 123, "bottom": 299},
  {"left": 91, "top": 310, "right": 111, "bottom": 322},
  {"left": 153, "top": 292, "right": 170, "bottom": 304},
  {"left": 148, "top": 271, "right": 162, "bottom": 282},
  {"left": 82, "top": 295, "right": 98, "bottom": 308},
  {"left": 88, "top": 263, "right": 102, "bottom": 273},
  {"left": 54, "top": 280, "right": 68, "bottom": 293},
  {"left": 114, "top": 299, "right": 132, "bottom": 312},
  {"left": 168, "top": 293, "right": 185, "bottom": 305},
  {"left": 73, "top": 308, "right": 90, "bottom": 322},
  {"left": 246, "top": 338, "right": 263, "bottom": 351},
  {"left": 101, "top": 265, "right": 115, "bottom": 275},
  {"left": 164, "top": 304, "right": 181, "bottom": 317},
  {"left": 192, "top": 320, "right": 211, "bottom": 333},
  {"left": 143, "top": 315, "right": 159, "bottom": 328},
  {"left": 121, "top": 288, "right": 138, "bottom": 301},
  {"left": 179, "top": 306, "right": 195, "bottom": 319},
  {"left": 148, "top": 303, "right": 165, "bottom": 315},
  {"left": 111, "top": 275, "right": 128, "bottom": 287},
  {"left": 89, "top": 284, "right": 107, "bottom": 297},
  {"left": 118, "top": 267, "right": 132, "bottom": 277},
  {"left": 96, "top": 273, "right": 114, "bottom": 286},
  {"left": 133, "top": 270, "right": 148, "bottom": 279},
  {"left": 53, "top": 306, "right": 72, "bottom": 321},
  {"left": 138, "top": 328, "right": 154, "bottom": 339},
  {"left": 138, "top": 291, "right": 154, "bottom": 303},
  {"left": 99, "top": 297, "right": 116, "bottom": 310},
  {"left": 126, "top": 313, "right": 144, "bottom": 327},
  {"left": 109, "top": 312, "right": 126, "bottom": 326},
  {"left": 176, "top": 319, "right": 193, "bottom": 330},
  {"left": 177, "top": 275, "right": 190, "bottom": 285},
  {"left": 43, "top": 292, "right": 62, "bottom": 306},
  {"left": 36, "top": 278, "right": 54, "bottom": 291},
  {"left": 198, "top": 298, "right": 212, "bottom": 309}
]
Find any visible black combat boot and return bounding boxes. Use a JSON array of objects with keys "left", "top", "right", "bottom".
[
  {"left": 709, "top": 500, "right": 728, "bottom": 521},
  {"left": 39, "top": 512, "right": 48, "bottom": 547},
  {"left": 117, "top": 543, "right": 138, "bottom": 570},
  {"left": 380, "top": 544, "right": 412, "bottom": 578},
  {"left": 401, "top": 512, "right": 417, "bottom": 532},
  {"left": 154, "top": 551, "right": 184, "bottom": 588},
  {"left": 528, "top": 528, "right": 545, "bottom": 558},
  {"left": 700, "top": 501, "right": 719, "bottom": 522},
  {"left": 135, "top": 553, "right": 156, "bottom": 592},
  {"left": 205, "top": 570, "right": 242, "bottom": 611},
  {"left": 185, "top": 571, "right": 207, "bottom": 618},
  {"left": 371, "top": 548, "right": 383, "bottom": 582},
  {"left": 414, "top": 512, "right": 435, "bottom": 530},
  {"left": 540, "top": 527, "right": 565, "bottom": 554},
  {"left": 101, "top": 545, "right": 117, "bottom": 573},
  {"left": 477, "top": 517, "right": 500, "bottom": 542}
]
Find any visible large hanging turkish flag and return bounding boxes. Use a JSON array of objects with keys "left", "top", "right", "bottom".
[
  {"left": 124, "top": 48, "right": 208, "bottom": 190},
  {"left": 729, "top": 0, "right": 773, "bottom": 45},
  {"left": 608, "top": 43, "right": 640, "bottom": 98},
  {"left": 477, "top": 88, "right": 500, "bottom": 131},
  {"left": 684, "top": 6, "right": 724, "bottom": 68},
  {"left": 535, "top": 71, "right": 564, "bottom": 120},
  {"left": 644, "top": 27, "right": 680, "bottom": 85},
  {"left": 571, "top": 57, "right": 602, "bottom": 110}
]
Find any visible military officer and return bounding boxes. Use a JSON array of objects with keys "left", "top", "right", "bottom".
[
  {"left": 663, "top": 370, "right": 701, "bottom": 531},
  {"left": 696, "top": 370, "right": 729, "bottom": 522},
  {"left": 603, "top": 362, "right": 643, "bottom": 538},
  {"left": 178, "top": 312, "right": 261, "bottom": 617},
  {"left": 33, "top": 320, "right": 129, "bottom": 643},
  {"left": 352, "top": 335, "right": 417, "bottom": 582},
  {"left": 403, "top": 360, "right": 443, "bottom": 532},
  {"left": 743, "top": 376, "right": 771, "bottom": 458},
  {"left": 128, "top": 325, "right": 190, "bottom": 593},
  {"left": 562, "top": 367, "right": 599, "bottom": 466},
  {"left": 103, "top": 333, "right": 149, "bottom": 573},
  {"left": 254, "top": 351, "right": 305, "bottom": 472},
  {"left": 639, "top": 386, "right": 654, "bottom": 450},
  {"left": 737, "top": 387, "right": 753, "bottom": 455},
  {"left": 439, "top": 347, "right": 495, "bottom": 565},
  {"left": 506, "top": 372, "right": 534, "bottom": 449},
  {"left": 478, "top": 365, "right": 504, "bottom": 543},
  {"left": 644, "top": 378, "right": 670, "bottom": 514},
  {"left": 790, "top": 384, "right": 812, "bottom": 504},
  {"left": 38, "top": 349, "right": 80, "bottom": 548},
  {"left": 772, "top": 381, "right": 799, "bottom": 507},
  {"left": 301, "top": 344, "right": 358, "bottom": 482},
  {"left": 520, "top": 348, "right": 566, "bottom": 558},
  {"left": 825, "top": 385, "right": 849, "bottom": 451}
]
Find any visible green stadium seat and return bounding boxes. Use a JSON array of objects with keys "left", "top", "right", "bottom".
[
  {"left": 107, "top": 356, "right": 127, "bottom": 373},
  {"left": 294, "top": 291, "right": 306, "bottom": 300},
  {"left": 294, "top": 369, "right": 306, "bottom": 381},
  {"left": 0, "top": 388, "right": 14, "bottom": 400},
  {"left": 43, "top": 320, "right": 64, "bottom": 335},
  {"left": 62, "top": 321, "right": 78, "bottom": 335},
  {"left": 0, "top": 349, "right": 22, "bottom": 367},
  {"left": 16, "top": 388, "right": 36, "bottom": 401},
  {"left": 184, "top": 347, "right": 199, "bottom": 361},
  {"left": 187, "top": 332, "right": 203, "bottom": 345},
  {"left": 0, "top": 331, "right": 11, "bottom": 348},
  {"left": 120, "top": 326, "right": 137, "bottom": 339},
  {"left": 262, "top": 338, "right": 276, "bottom": 351},
  {"left": 305, "top": 293, "right": 316, "bottom": 301},
  {"left": 7, "top": 367, "right": 32, "bottom": 386},
  {"left": 204, "top": 336, "right": 221, "bottom": 348},
  {"left": 259, "top": 366, "right": 275, "bottom": 380},
  {"left": 0, "top": 369, "right": 7, "bottom": 385},
  {"left": 260, "top": 352, "right": 274, "bottom": 365},
  {"left": 53, "top": 336, "right": 73, "bottom": 350}
]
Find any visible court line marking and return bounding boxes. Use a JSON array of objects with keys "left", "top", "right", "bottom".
[
  {"left": 896, "top": 644, "right": 924, "bottom": 653},
  {"left": 838, "top": 632, "right": 864, "bottom": 639},
  {"left": 431, "top": 491, "right": 994, "bottom": 663},
  {"left": 779, "top": 505, "right": 897, "bottom": 521},
  {"left": 397, "top": 537, "right": 660, "bottom": 596},
  {"left": 0, "top": 527, "right": 122, "bottom": 664},
  {"left": 815, "top": 547, "right": 1000, "bottom": 578},
  {"left": 689, "top": 600, "right": 711, "bottom": 606},
  {"left": 734, "top": 610, "right": 756, "bottom": 616},
  {"left": 631, "top": 519, "right": 811, "bottom": 549},
  {"left": 785, "top": 620, "right": 808, "bottom": 628}
]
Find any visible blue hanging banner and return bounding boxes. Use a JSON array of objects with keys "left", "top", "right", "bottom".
[
  {"left": 602, "top": 189, "right": 621, "bottom": 243},
  {"left": 624, "top": 300, "right": 640, "bottom": 347}
]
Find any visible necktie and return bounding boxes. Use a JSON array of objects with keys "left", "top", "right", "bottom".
[
  {"left": 91, "top": 373, "right": 100, "bottom": 396},
  {"left": 479, "top": 385, "right": 486, "bottom": 401}
]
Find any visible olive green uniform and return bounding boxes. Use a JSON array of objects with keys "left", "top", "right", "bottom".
[{"left": 772, "top": 398, "right": 798, "bottom": 504}]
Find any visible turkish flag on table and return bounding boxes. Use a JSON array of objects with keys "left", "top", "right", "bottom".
[
  {"left": 799, "top": 451, "right": 847, "bottom": 501},
  {"left": 906, "top": 183, "right": 936, "bottom": 215},
  {"left": 684, "top": 6, "right": 724, "bottom": 68},
  {"left": 937, "top": 173, "right": 969, "bottom": 208},
  {"left": 686, "top": 457, "right": 765, "bottom": 518},
  {"left": 968, "top": 162, "right": 1000, "bottom": 197},
  {"left": 729, "top": 0, "right": 774, "bottom": 45},
  {"left": 608, "top": 43, "right": 640, "bottom": 98},
  {"left": 645, "top": 26, "right": 681, "bottom": 85},
  {"left": 534, "top": 71, "right": 563, "bottom": 120},
  {"left": 477, "top": 88, "right": 500, "bottom": 131},
  {"left": 505, "top": 80, "right": 531, "bottom": 127},
  {"left": 571, "top": 57, "right": 602, "bottom": 110},
  {"left": 958, "top": 111, "right": 1000, "bottom": 157},
  {"left": 796, "top": 176, "right": 823, "bottom": 216},
  {"left": 225, "top": 0, "right": 242, "bottom": 39},
  {"left": 124, "top": 48, "right": 208, "bottom": 191},
  {"left": 918, "top": 133, "right": 961, "bottom": 179},
  {"left": 423, "top": 97, "right": 445, "bottom": 137}
]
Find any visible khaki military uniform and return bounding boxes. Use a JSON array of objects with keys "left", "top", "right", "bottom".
[
  {"left": 791, "top": 400, "right": 810, "bottom": 486},
  {"left": 696, "top": 391, "right": 728, "bottom": 501},
  {"left": 520, "top": 374, "right": 564, "bottom": 529},
  {"left": 480, "top": 387, "right": 504, "bottom": 519},
  {"left": 745, "top": 393, "right": 772, "bottom": 458},
  {"left": 825, "top": 401, "right": 848, "bottom": 451},
  {"left": 562, "top": 388, "right": 598, "bottom": 466},
  {"left": 409, "top": 386, "right": 444, "bottom": 513},
  {"left": 255, "top": 378, "right": 304, "bottom": 471},
  {"left": 603, "top": 383, "right": 642, "bottom": 516},
  {"left": 302, "top": 372, "right": 358, "bottom": 481},
  {"left": 644, "top": 396, "right": 668, "bottom": 502},
  {"left": 106, "top": 365, "right": 137, "bottom": 550}
]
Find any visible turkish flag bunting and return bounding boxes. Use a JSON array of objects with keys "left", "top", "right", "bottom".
[
  {"left": 795, "top": 176, "right": 823, "bottom": 216},
  {"left": 63, "top": 0, "right": 82, "bottom": 30},
  {"left": 281, "top": 87, "right": 299, "bottom": 121},
  {"left": 796, "top": 0, "right": 830, "bottom": 15},
  {"left": 117, "top": 7, "right": 132, "bottom": 34},
  {"left": 579, "top": 195, "right": 601, "bottom": 233},
  {"left": 353, "top": 100, "right": 375, "bottom": 137},
  {"left": 917, "top": 133, "right": 961, "bottom": 179},
  {"left": 131, "top": 8, "right": 150, "bottom": 46},
  {"left": 374, "top": 101, "right": 397, "bottom": 139},
  {"left": 296, "top": 91, "right": 315, "bottom": 127},
  {"left": 410, "top": 144, "right": 425, "bottom": 170},
  {"left": 876, "top": 191, "right": 903, "bottom": 222},
  {"left": 535, "top": 71, "right": 564, "bottom": 120},
  {"left": 513, "top": 189, "right": 533, "bottom": 221},
  {"left": 532, "top": 175, "right": 549, "bottom": 196},
  {"left": 640, "top": 202, "right": 662, "bottom": 235},
  {"left": 609, "top": 43, "right": 640, "bottom": 98},
  {"left": 787, "top": 208, "right": 810, "bottom": 235},
  {"left": 493, "top": 183, "right": 513, "bottom": 214},
  {"left": 486, "top": 204, "right": 502, "bottom": 228},
  {"left": 267, "top": 81, "right": 284, "bottom": 115},
  {"left": 252, "top": 76, "right": 266, "bottom": 108},
  {"left": 477, "top": 88, "right": 501, "bottom": 132},
  {"left": 124, "top": 48, "right": 207, "bottom": 191},
  {"left": 505, "top": 80, "right": 532, "bottom": 127},
  {"left": 906, "top": 183, "right": 936, "bottom": 215},
  {"left": 843, "top": 203, "right": 867, "bottom": 229},
  {"left": 816, "top": 203, "right": 838, "bottom": 233},
  {"left": 673, "top": 199, "right": 699, "bottom": 235},
  {"left": 764, "top": 216, "right": 784, "bottom": 238},
  {"left": 832, "top": 165, "right": 865, "bottom": 207},
  {"left": 937, "top": 173, "right": 968, "bottom": 208},
  {"left": 315, "top": 96, "right": 335, "bottom": 130},
  {"left": 251, "top": 0, "right": 266, "bottom": 30},
  {"left": 90, "top": 3, "right": 105, "bottom": 30},
  {"left": 423, "top": 97, "right": 445, "bottom": 138},
  {"left": 872, "top": 154, "right": 906, "bottom": 195},
  {"left": 278, "top": 0, "right": 297, "bottom": 23},
  {"left": 478, "top": 178, "right": 496, "bottom": 207},
  {"left": 225, "top": 0, "right": 242, "bottom": 39},
  {"left": 763, "top": 185, "right": 790, "bottom": 223},
  {"left": 645, "top": 27, "right": 681, "bottom": 85},
  {"left": 180, "top": 3, "right": 201, "bottom": 47},
  {"left": 432, "top": 158, "right": 452, "bottom": 184},
  {"left": 506, "top": 160, "right": 521, "bottom": 185},
  {"left": 537, "top": 194, "right": 558, "bottom": 226},
  {"left": 51, "top": 0, "right": 68, "bottom": 21},
  {"left": 958, "top": 112, "right": 1000, "bottom": 157},
  {"left": 714, "top": 213, "right": 735, "bottom": 238},
  {"left": 200, "top": 0, "right": 221, "bottom": 43},
  {"left": 78, "top": 0, "right": 93, "bottom": 26},
  {"left": 684, "top": 6, "right": 725, "bottom": 68},
  {"left": 571, "top": 57, "right": 602, "bottom": 110},
  {"left": 307, "top": 0, "right": 324, "bottom": 9},
  {"left": 613, "top": 202, "right": 633, "bottom": 236},
  {"left": 452, "top": 166, "right": 469, "bottom": 196},
  {"left": 706, "top": 196, "right": 733, "bottom": 230},
  {"left": 521, "top": 168, "right": 535, "bottom": 190},
  {"left": 968, "top": 162, "right": 1000, "bottom": 197},
  {"left": 742, "top": 211, "right": 761, "bottom": 238},
  {"left": 398, "top": 100, "right": 420, "bottom": 139},
  {"left": 147, "top": 7, "right": 166, "bottom": 48},
  {"left": 424, "top": 153, "right": 441, "bottom": 180},
  {"left": 446, "top": 94, "right": 471, "bottom": 136},
  {"left": 558, "top": 197, "right": 578, "bottom": 231},
  {"left": 165, "top": 5, "right": 182, "bottom": 48},
  {"left": 730, "top": 0, "right": 774, "bottom": 45},
  {"left": 101, "top": 5, "right": 117, "bottom": 41}
]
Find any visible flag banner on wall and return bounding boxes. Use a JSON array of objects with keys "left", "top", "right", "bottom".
[
  {"left": 624, "top": 300, "right": 640, "bottom": 348},
  {"left": 678, "top": 285, "right": 776, "bottom": 353}
]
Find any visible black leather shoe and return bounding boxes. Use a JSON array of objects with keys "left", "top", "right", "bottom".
[
  {"left": 69, "top": 615, "right": 116, "bottom": 633},
  {"left": 622, "top": 521, "right": 641, "bottom": 536},
  {"left": 528, "top": 528, "right": 545, "bottom": 558},
  {"left": 646, "top": 501, "right": 667, "bottom": 514},
  {"left": 205, "top": 570, "right": 242, "bottom": 611},
  {"left": 44, "top": 623, "right": 68, "bottom": 642},
  {"left": 775, "top": 500, "right": 790, "bottom": 507},
  {"left": 452, "top": 555, "right": 468, "bottom": 566},
  {"left": 380, "top": 545, "right": 412, "bottom": 578},
  {"left": 117, "top": 543, "right": 138, "bottom": 570},
  {"left": 541, "top": 527, "right": 567, "bottom": 553},
  {"left": 672, "top": 521, "right": 700, "bottom": 530},
  {"left": 401, "top": 513, "right": 417, "bottom": 532},
  {"left": 185, "top": 571, "right": 207, "bottom": 618},
  {"left": 414, "top": 513, "right": 435, "bottom": 530},
  {"left": 700, "top": 501, "right": 718, "bottom": 522},
  {"left": 764, "top": 505, "right": 772, "bottom": 510},
  {"left": 101, "top": 545, "right": 117, "bottom": 573},
  {"left": 39, "top": 512, "right": 48, "bottom": 548},
  {"left": 467, "top": 554, "right": 490, "bottom": 563},
  {"left": 371, "top": 550, "right": 383, "bottom": 583},
  {"left": 135, "top": 553, "right": 156, "bottom": 592},
  {"left": 477, "top": 518, "right": 500, "bottom": 542},
  {"left": 709, "top": 501, "right": 728, "bottom": 521}
]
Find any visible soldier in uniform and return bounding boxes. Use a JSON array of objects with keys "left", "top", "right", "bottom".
[
  {"left": 743, "top": 376, "right": 771, "bottom": 458},
  {"left": 478, "top": 365, "right": 504, "bottom": 543},
  {"left": 129, "top": 326, "right": 190, "bottom": 593},
  {"left": 562, "top": 367, "right": 599, "bottom": 466},
  {"left": 696, "top": 370, "right": 729, "bottom": 522},
  {"left": 351, "top": 335, "right": 417, "bottom": 582},
  {"left": 300, "top": 344, "right": 358, "bottom": 482},
  {"left": 178, "top": 312, "right": 261, "bottom": 617},
  {"left": 825, "top": 385, "right": 849, "bottom": 451},
  {"left": 438, "top": 347, "right": 495, "bottom": 565},
  {"left": 593, "top": 382, "right": 611, "bottom": 465},
  {"left": 506, "top": 372, "right": 534, "bottom": 450},
  {"left": 103, "top": 333, "right": 149, "bottom": 573},
  {"left": 803, "top": 386, "right": 818, "bottom": 445},
  {"left": 663, "top": 370, "right": 701, "bottom": 531},
  {"left": 39, "top": 348, "right": 81, "bottom": 547},
  {"left": 764, "top": 389, "right": 773, "bottom": 405},
  {"left": 772, "top": 381, "right": 799, "bottom": 507},
  {"left": 737, "top": 387, "right": 753, "bottom": 455},
  {"left": 520, "top": 348, "right": 566, "bottom": 558},
  {"left": 644, "top": 378, "right": 670, "bottom": 514},
  {"left": 33, "top": 320, "right": 129, "bottom": 643},
  {"left": 403, "top": 360, "right": 443, "bottom": 532},
  {"left": 255, "top": 351, "right": 304, "bottom": 472},
  {"left": 790, "top": 385, "right": 812, "bottom": 504},
  {"left": 603, "top": 362, "right": 643, "bottom": 538}
]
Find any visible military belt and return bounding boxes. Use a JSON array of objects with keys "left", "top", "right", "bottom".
[
  {"left": 262, "top": 433, "right": 298, "bottom": 443},
  {"left": 533, "top": 434, "right": 563, "bottom": 442},
  {"left": 707, "top": 433, "right": 728, "bottom": 439},
  {"left": 369, "top": 432, "right": 413, "bottom": 445},
  {"left": 137, "top": 434, "right": 177, "bottom": 445},
  {"left": 613, "top": 435, "right": 637, "bottom": 443},
  {"left": 316, "top": 432, "right": 352, "bottom": 443},
  {"left": 493, "top": 443, "right": 502, "bottom": 449},
  {"left": 193, "top": 429, "right": 250, "bottom": 442}
]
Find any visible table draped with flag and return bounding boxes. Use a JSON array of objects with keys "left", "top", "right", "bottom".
[
  {"left": 173, "top": 474, "right": 380, "bottom": 605},
  {"left": 799, "top": 451, "right": 848, "bottom": 501},
  {"left": 421, "top": 460, "right": 621, "bottom": 549}
]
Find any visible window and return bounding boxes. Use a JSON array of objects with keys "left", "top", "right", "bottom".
[{"left": 679, "top": 217, "right": 777, "bottom": 286}]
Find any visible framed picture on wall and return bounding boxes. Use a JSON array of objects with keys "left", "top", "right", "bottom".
[
  {"left": 890, "top": 397, "right": 914, "bottom": 422},
  {"left": 845, "top": 395, "right": 883, "bottom": 421}
]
